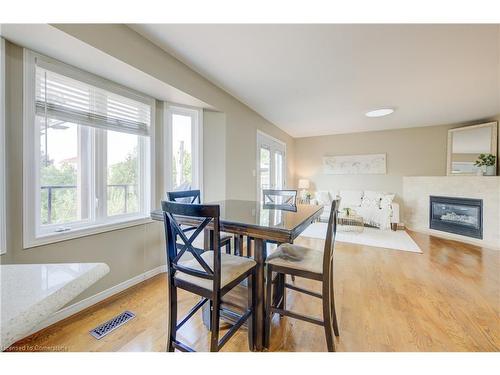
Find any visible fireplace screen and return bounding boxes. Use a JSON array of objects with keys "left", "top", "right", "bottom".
[{"left": 429, "top": 196, "right": 483, "bottom": 239}]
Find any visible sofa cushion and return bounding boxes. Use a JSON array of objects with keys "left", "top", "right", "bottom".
[
  {"left": 338, "top": 190, "right": 363, "bottom": 208},
  {"left": 356, "top": 206, "right": 392, "bottom": 230},
  {"left": 361, "top": 190, "right": 383, "bottom": 208},
  {"left": 328, "top": 190, "right": 339, "bottom": 200},
  {"left": 315, "top": 190, "right": 332, "bottom": 205}
]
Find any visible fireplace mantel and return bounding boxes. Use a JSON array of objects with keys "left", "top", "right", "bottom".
[{"left": 403, "top": 176, "right": 500, "bottom": 250}]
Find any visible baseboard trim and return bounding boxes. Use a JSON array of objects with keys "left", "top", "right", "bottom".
[{"left": 27, "top": 265, "right": 167, "bottom": 336}]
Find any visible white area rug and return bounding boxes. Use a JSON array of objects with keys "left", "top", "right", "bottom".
[{"left": 299, "top": 222, "right": 422, "bottom": 253}]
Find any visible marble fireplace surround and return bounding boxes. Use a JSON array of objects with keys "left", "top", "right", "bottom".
[{"left": 403, "top": 176, "right": 500, "bottom": 250}]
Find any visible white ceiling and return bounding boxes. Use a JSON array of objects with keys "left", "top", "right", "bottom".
[{"left": 130, "top": 24, "right": 500, "bottom": 138}]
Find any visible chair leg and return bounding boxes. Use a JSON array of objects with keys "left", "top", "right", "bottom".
[
  {"left": 167, "top": 282, "right": 177, "bottom": 352},
  {"left": 233, "top": 235, "right": 239, "bottom": 256},
  {"left": 322, "top": 280, "right": 336, "bottom": 352},
  {"left": 238, "top": 235, "right": 244, "bottom": 256},
  {"left": 288, "top": 240, "right": 296, "bottom": 283},
  {"left": 330, "top": 279, "right": 340, "bottom": 337},
  {"left": 280, "top": 273, "right": 286, "bottom": 315},
  {"left": 247, "top": 271, "right": 256, "bottom": 351},
  {"left": 210, "top": 296, "right": 221, "bottom": 352},
  {"left": 264, "top": 266, "right": 274, "bottom": 349},
  {"left": 246, "top": 236, "right": 252, "bottom": 258}
]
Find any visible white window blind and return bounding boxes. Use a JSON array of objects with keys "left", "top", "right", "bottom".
[{"left": 35, "top": 61, "right": 151, "bottom": 137}]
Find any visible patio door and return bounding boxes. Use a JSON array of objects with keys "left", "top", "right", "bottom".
[{"left": 257, "top": 131, "right": 286, "bottom": 201}]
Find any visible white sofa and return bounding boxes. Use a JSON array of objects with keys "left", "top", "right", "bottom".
[{"left": 311, "top": 190, "right": 400, "bottom": 230}]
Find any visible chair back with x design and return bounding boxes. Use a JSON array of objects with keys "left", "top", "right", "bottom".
[
  {"left": 167, "top": 189, "right": 201, "bottom": 204},
  {"left": 263, "top": 189, "right": 298, "bottom": 209},
  {"left": 161, "top": 200, "right": 256, "bottom": 352},
  {"left": 162, "top": 200, "right": 222, "bottom": 291}
]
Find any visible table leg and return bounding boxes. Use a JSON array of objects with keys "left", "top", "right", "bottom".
[
  {"left": 234, "top": 235, "right": 243, "bottom": 256},
  {"left": 253, "top": 238, "right": 267, "bottom": 351},
  {"left": 202, "top": 232, "right": 268, "bottom": 350},
  {"left": 203, "top": 228, "right": 213, "bottom": 251}
]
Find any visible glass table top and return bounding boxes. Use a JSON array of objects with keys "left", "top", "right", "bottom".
[{"left": 151, "top": 199, "right": 323, "bottom": 232}]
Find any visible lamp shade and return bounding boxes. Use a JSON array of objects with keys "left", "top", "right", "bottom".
[{"left": 298, "top": 179, "right": 310, "bottom": 189}]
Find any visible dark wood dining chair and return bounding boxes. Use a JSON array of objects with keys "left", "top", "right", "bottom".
[
  {"left": 263, "top": 189, "right": 298, "bottom": 209},
  {"left": 167, "top": 190, "right": 232, "bottom": 254},
  {"left": 162, "top": 201, "right": 257, "bottom": 352},
  {"left": 229, "top": 190, "right": 299, "bottom": 260},
  {"left": 250, "top": 189, "right": 299, "bottom": 253},
  {"left": 264, "top": 199, "right": 341, "bottom": 351}
]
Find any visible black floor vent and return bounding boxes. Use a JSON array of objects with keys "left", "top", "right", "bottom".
[{"left": 89, "top": 311, "right": 135, "bottom": 340}]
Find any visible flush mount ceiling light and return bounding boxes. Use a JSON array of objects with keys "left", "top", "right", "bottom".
[{"left": 365, "top": 108, "right": 395, "bottom": 118}]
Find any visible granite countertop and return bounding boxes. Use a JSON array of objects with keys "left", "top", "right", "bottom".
[{"left": 0, "top": 262, "right": 109, "bottom": 350}]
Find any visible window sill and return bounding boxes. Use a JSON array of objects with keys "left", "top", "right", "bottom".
[{"left": 23, "top": 216, "right": 155, "bottom": 249}]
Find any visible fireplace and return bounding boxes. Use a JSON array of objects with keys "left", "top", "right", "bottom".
[{"left": 429, "top": 196, "right": 483, "bottom": 239}]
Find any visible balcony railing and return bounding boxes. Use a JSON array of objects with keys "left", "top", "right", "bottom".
[{"left": 41, "top": 184, "right": 136, "bottom": 224}]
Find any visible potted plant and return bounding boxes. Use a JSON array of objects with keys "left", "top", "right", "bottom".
[{"left": 474, "top": 153, "right": 496, "bottom": 176}]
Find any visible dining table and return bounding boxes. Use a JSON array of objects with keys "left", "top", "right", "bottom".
[{"left": 150, "top": 199, "right": 323, "bottom": 351}]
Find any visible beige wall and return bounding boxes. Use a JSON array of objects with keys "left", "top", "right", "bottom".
[
  {"left": 294, "top": 120, "right": 499, "bottom": 220},
  {"left": 1, "top": 26, "right": 294, "bottom": 305},
  {"left": 203, "top": 110, "right": 226, "bottom": 202}
]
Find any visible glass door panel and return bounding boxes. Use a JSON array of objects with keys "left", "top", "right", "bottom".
[
  {"left": 274, "top": 151, "right": 283, "bottom": 190},
  {"left": 257, "top": 132, "right": 286, "bottom": 201},
  {"left": 259, "top": 146, "right": 271, "bottom": 200}
]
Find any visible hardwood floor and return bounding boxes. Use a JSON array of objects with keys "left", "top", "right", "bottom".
[{"left": 8, "top": 231, "right": 500, "bottom": 352}]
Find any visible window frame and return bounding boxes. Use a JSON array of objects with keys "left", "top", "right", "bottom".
[
  {"left": 0, "top": 38, "right": 6, "bottom": 255},
  {"left": 164, "top": 103, "right": 203, "bottom": 196},
  {"left": 23, "top": 49, "right": 156, "bottom": 248}
]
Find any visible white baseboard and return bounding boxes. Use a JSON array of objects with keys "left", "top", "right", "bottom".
[{"left": 28, "top": 265, "right": 167, "bottom": 336}]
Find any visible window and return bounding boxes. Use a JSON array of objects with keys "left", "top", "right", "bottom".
[
  {"left": 164, "top": 104, "right": 202, "bottom": 193},
  {"left": 0, "top": 38, "right": 6, "bottom": 254},
  {"left": 23, "top": 50, "right": 155, "bottom": 247}
]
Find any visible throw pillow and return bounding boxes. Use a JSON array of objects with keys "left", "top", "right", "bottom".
[
  {"left": 361, "top": 190, "right": 383, "bottom": 208},
  {"left": 380, "top": 194, "right": 395, "bottom": 210},
  {"left": 315, "top": 190, "right": 331, "bottom": 205},
  {"left": 339, "top": 190, "right": 363, "bottom": 208}
]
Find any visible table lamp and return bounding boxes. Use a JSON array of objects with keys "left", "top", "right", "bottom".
[{"left": 298, "top": 179, "right": 310, "bottom": 200}]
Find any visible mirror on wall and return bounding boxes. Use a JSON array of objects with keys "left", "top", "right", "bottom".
[{"left": 447, "top": 122, "right": 498, "bottom": 176}]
